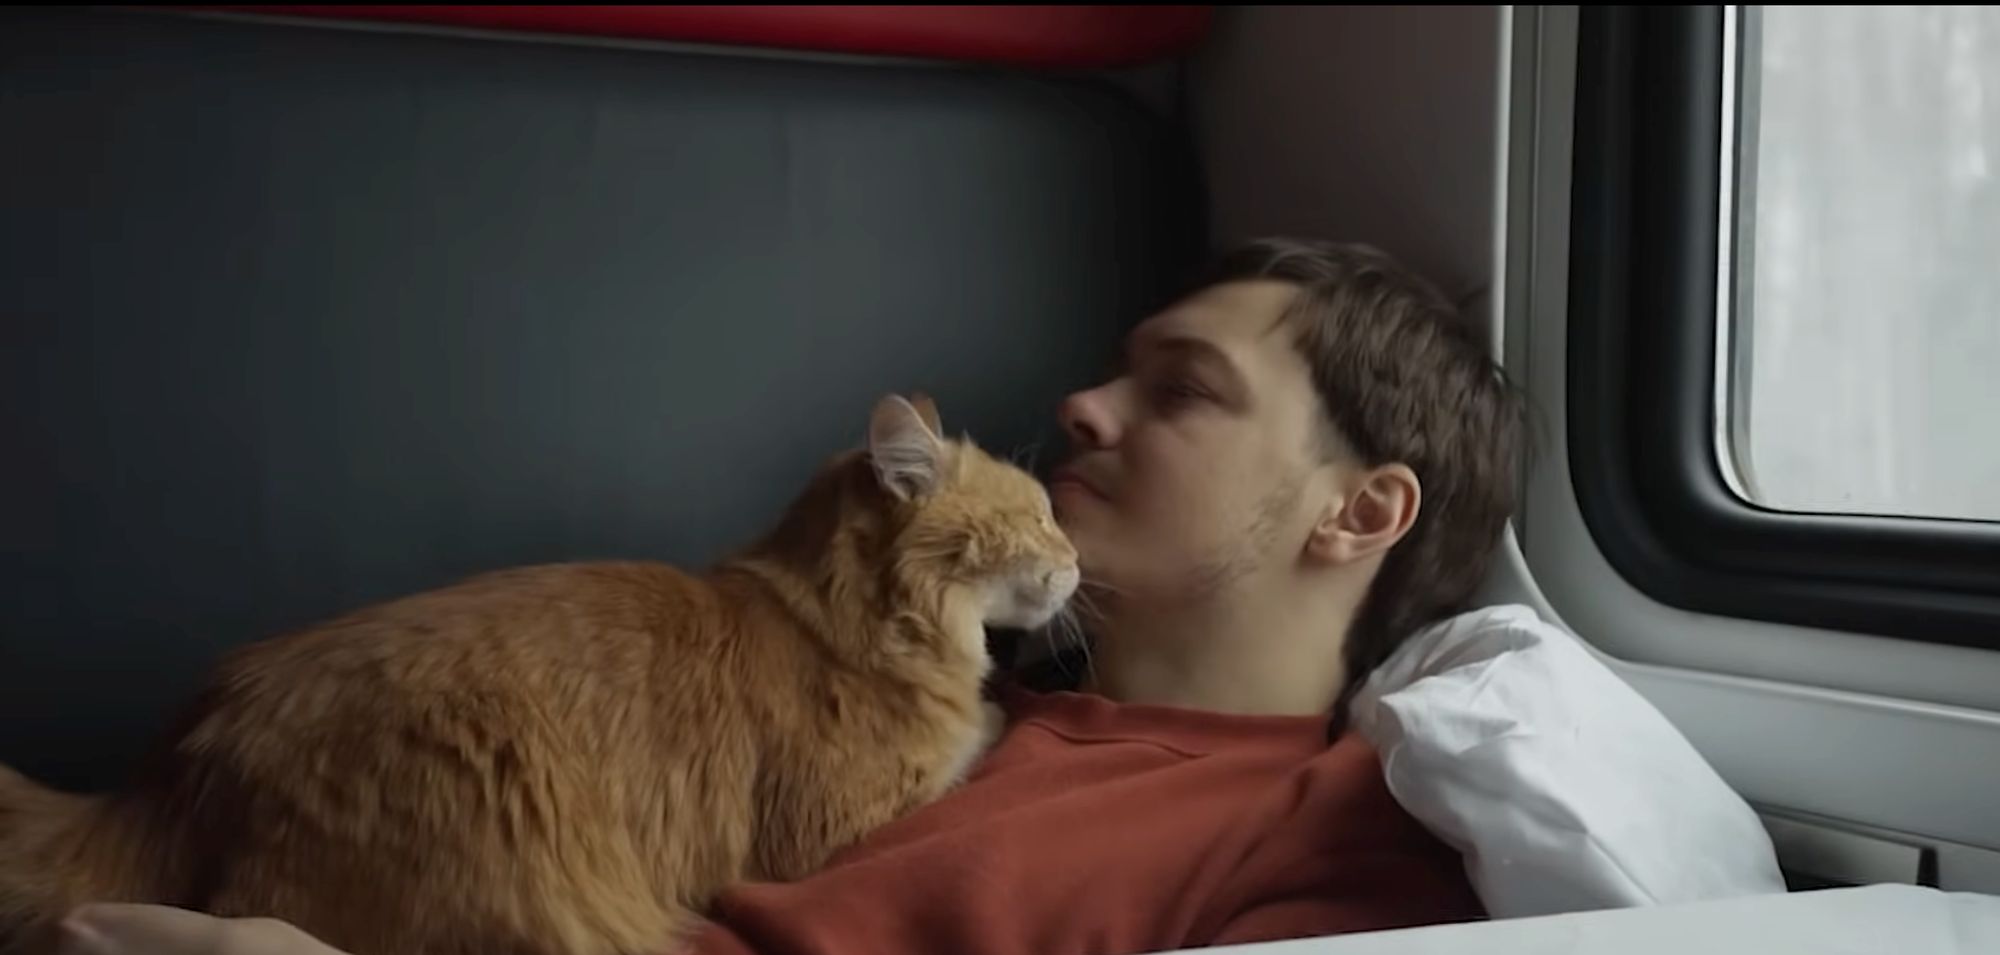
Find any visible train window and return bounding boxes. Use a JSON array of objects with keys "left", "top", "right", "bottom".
[
  {"left": 1566, "top": 6, "right": 2000, "bottom": 648},
  {"left": 1726, "top": 6, "right": 2000, "bottom": 522}
]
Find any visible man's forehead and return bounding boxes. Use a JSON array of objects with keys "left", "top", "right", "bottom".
[{"left": 1131, "top": 280, "right": 1300, "bottom": 349}]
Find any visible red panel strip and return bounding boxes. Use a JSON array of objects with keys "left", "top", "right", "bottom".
[{"left": 191, "top": 6, "right": 1212, "bottom": 68}]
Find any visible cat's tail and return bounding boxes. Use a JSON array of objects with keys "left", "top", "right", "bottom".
[{"left": 0, "top": 764, "right": 180, "bottom": 955}]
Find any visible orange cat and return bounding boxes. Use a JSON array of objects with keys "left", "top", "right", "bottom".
[{"left": 0, "top": 394, "right": 1078, "bottom": 955}]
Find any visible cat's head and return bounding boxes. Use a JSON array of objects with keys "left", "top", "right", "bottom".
[{"left": 864, "top": 394, "right": 1080, "bottom": 631}]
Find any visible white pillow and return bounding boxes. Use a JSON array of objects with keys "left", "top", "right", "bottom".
[{"left": 1351, "top": 604, "right": 1786, "bottom": 919}]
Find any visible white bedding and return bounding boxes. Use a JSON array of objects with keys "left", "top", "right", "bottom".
[
  {"left": 1350, "top": 604, "right": 1785, "bottom": 917},
  {"left": 1183, "top": 883, "right": 2000, "bottom": 955}
]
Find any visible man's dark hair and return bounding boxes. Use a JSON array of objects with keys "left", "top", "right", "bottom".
[{"left": 1200, "top": 238, "right": 1528, "bottom": 731}]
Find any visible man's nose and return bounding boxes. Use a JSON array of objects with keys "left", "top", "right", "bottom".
[{"left": 1058, "top": 385, "right": 1120, "bottom": 449}]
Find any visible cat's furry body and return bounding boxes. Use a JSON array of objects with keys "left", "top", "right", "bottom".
[{"left": 0, "top": 395, "right": 1078, "bottom": 955}]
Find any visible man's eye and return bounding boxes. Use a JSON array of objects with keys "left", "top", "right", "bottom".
[{"left": 1153, "top": 379, "right": 1208, "bottom": 406}]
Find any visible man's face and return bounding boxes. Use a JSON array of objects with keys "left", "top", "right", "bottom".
[{"left": 1050, "top": 280, "right": 1330, "bottom": 602}]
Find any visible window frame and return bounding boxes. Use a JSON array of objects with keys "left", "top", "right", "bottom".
[{"left": 1565, "top": 4, "right": 2000, "bottom": 650}]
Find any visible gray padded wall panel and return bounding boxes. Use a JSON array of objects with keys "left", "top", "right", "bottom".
[{"left": 1, "top": 10, "right": 1198, "bottom": 789}]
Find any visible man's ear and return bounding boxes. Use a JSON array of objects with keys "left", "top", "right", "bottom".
[
  {"left": 1306, "top": 463, "right": 1421, "bottom": 565},
  {"left": 868, "top": 394, "right": 946, "bottom": 501}
]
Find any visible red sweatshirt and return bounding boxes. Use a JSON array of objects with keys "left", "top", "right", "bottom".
[{"left": 688, "top": 684, "right": 1483, "bottom": 955}]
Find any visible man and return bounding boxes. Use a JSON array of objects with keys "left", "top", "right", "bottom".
[
  {"left": 1048, "top": 238, "right": 1521, "bottom": 723},
  {"left": 57, "top": 238, "right": 1526, "bottom": 955}
]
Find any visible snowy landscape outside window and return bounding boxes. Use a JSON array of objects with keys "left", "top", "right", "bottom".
[{"left": 1728, "top": 5, "right": 2000, "bottom": 522}]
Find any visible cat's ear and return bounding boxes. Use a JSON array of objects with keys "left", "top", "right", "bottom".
[
  {"left": 908, "top": 393, "right": 944, "bottom": 436},
  {"left": 869, "top": 394, "right": 946, "bottom": 501}
]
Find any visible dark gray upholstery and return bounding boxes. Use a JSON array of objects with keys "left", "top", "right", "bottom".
[{"left": 0, "top": 10, "right": 1199, "bottom": 789}]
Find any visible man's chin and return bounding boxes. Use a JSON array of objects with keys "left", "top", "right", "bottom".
[
  {"left": 1063, "top": 542, "right": 1119, "bottom": 594},
  {"left": 1052, "top": 511, "right": 1096, "bottom": 550}
]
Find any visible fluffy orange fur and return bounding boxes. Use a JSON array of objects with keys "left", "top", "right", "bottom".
[{"left": 0, "top": 394, "right": 1078, "bottom": 955}]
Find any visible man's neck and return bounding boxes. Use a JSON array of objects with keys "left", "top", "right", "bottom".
[{"left": 1078, "top": 576, "right": 1357, "bottom": 717}]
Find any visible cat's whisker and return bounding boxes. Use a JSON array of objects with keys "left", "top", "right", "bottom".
[
  {"left": 1066, "top": 592, "right": 1095, "bottom": 628},
  {"left": 1070, "top": 581, "right": 1120, "bottom": 626},
  {"left": 1042, "top": 604, "right": 1081, "bottom": 677},
  {"left": 1008, "top": 440, "right": 1044, "bottom": 472},
  {"left": 1046, "top": 621, "right": 1076, "bottom": 679},
  {"left": 1078, "top": 576, "right": 1129, "bottom": 597},
  {"left": 1038, "top": 606, "right": 1078, "bottom": 679},
  {"left": 1060, "top": 605, "right": 1096, "bottom": 685}
]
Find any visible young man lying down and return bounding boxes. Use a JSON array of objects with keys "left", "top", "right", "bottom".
[{"left": 56, "top": 238, "right": 1525, "bottom": 955}]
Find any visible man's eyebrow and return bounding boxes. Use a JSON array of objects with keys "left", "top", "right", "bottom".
[{"left": 1127, "top": 333, "right": 1246, "bottom": 389}]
